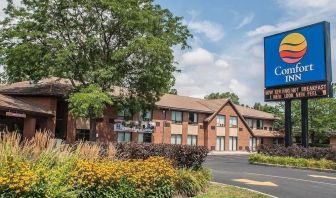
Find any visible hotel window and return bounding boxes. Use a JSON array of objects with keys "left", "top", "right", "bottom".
[
  {"left": 250, "top": 137, "right": 257, "bottom": 151},
  {"left": 171, "top": 134, "right": 182, "bottom": 144},
  {"left": 187, "top": 135, "right": 197, "bottom": 145},
  {"left": 245, "top": 118, "right": 254, "bottom": 129},
  {"left": 230, "top": 116, "right": 238, "bottom": 128},
  {"left": 216, "top": 136, "right": 225, "bottom": 151},
  {"left": 229, "top": 136, "right": 237, "bottom": 151},
  {"left": 188, "top": 112, "right": 198, "bottom": 124},
  {"left": 256, "top": 119, "right": 264, "bottom": 129},
  {"left": 216, "top": 115, "right": 225, "bottom": 127},
  {"left": 117, "top": 109, "right": 132, "bottom": 120},
  {"left": 75, "top": 129, "right": 90, "bottom": 141},
  {"left": 140, "top": 110, "right": 152, "bottom": 121},
  {"left": 171, "top": 111, "right": 182, "bottom": 124},
  {"left": 138, "top": 133, "right": 152, "bottom": 143},
  {"left": 273, "top": 138, "right": 279, "bottom": 145},
  {"left": 117, "top": 132, "right": 131, "bottom": 142}
]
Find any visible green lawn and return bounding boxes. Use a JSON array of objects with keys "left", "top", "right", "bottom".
[{"left": 193, "top": 183, "right": 271, "bottom": 198}]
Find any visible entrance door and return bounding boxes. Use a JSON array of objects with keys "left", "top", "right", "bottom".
[
  {"left": 229, "top": 136, "right": 237, "bottom": 151},
  {"left": 216, "top": 136, "right": 225, "bottom": 151},
  {"left": 250, "top": 137, "right": 257, "bottom": 151}
]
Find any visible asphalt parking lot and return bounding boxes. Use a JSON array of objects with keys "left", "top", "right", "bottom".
[{"left": 205, "top": 155, "right": 336, "bottom": 198}]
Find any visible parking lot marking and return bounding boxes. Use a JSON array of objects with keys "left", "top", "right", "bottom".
[
  {"left": 233, "top": 179, "right": 278, "bottom": 187},
  {"left": 309, "top": 175, "right": 336, "bottom": 180}
]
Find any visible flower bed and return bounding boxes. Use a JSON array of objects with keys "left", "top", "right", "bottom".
[{"left": 0, "top": 132, "right": 211, "bottom": 198}]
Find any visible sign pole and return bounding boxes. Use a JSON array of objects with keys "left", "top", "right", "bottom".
[
  {"left": 285, "top": 100, "right": 292, "bottom": 147},
  {"left": 301, "top": 98, "right": 309, "bottom": 147}
]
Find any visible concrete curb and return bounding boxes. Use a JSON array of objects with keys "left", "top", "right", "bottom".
[
  {"left": 250, "top": 162, "right": 336, "bottom": 173},
  {"left": 210, "top": 181, "right": 277, "bottom": 198}
]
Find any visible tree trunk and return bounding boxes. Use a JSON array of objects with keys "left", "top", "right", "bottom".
[{"left": 89, "top": 117, "right": 97, "bottom": 141}]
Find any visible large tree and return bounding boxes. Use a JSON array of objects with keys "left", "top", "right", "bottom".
[
  {"left": 204, "top": 92, "right": 240, "bottom": 104},
  {"left": 0, "top": 0, "right": 191, "bottom": 140}
]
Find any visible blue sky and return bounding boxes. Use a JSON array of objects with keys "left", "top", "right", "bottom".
[
  {"left": 1, "top": 0, "right": 336, "bottom": 105},
  {"left": 155, "top": 0, "right": 336, "bottom": 105}
]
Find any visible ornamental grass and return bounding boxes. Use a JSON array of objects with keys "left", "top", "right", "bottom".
[{"left": 0, "top": 131, "right": 210, "bottom": 197}]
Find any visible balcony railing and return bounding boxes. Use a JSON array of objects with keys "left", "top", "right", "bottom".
[{"left": 114, "top": 120, "right": 155, "bottom": 133}]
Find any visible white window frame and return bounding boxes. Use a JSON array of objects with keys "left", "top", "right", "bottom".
[
  {"left": 230, "top": 116, "right": 238, "bottom": 128},
  {"left": 216, "top": 115, "right": 225, "bottom": 127},
  {"left": 188, "top": 112, "right": 198, "bottom": 124},
  {"left": 187, "top": 135, "right": 197, "bottom": 145},
  {"left": 117, "top": 132, "right": 131, "bottom": 142},
  {"left": 216, "top": 136, "right": 225, "bottom": 151},
  {"left": 229, "top": 136, "right": 237, "bottom": 151},
  {"left": 171, "top": 134, "right": 182, "bottom": 144},
  {"left": 171, "top": 111, "right": 182, "bottom": 124}
]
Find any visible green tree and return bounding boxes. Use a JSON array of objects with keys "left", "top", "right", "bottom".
[
  {"left": 0, "top": 0, "right": 191, "bottom": 138},
  {"left": 204, "top": 92, "right": 240, "bottom": 104},
  {"left": 169, "top": 88, "right": 178, "bottom": 95},
  {"left": 68, "top": 85, "right": 112, "bottom": 141}
]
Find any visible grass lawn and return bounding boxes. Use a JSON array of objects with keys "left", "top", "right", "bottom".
[{"left": 193, "top": 183, "right": 271, "bottom": 198}]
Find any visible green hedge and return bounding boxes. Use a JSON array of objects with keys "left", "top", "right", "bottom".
[{"left": 249, "top": 154, "right": 336, "bottom": 170}]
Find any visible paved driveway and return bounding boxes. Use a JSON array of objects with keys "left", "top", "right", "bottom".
[{"left": 205, "top": 155, "right": 336, "bottom": 198}]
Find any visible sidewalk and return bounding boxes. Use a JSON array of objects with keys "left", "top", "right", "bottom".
[{"left": 208, "top": 151, "right": 252, "bottom": 155}]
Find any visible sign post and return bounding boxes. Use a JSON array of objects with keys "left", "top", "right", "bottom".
[
  {"left": 264, "top": 21, "right": 332, "bottom": 147},
  {"left": 301, "top": 98, "right": 308, "bottom": 147},
  {"left": 284, "top": 100, "right": 292, "bottom": 147}
]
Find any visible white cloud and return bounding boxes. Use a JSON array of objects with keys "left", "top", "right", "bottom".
[
  {"left": 236, "top": 13, "right": 254, "bottom": 29},
  {"left": 180, "top": 48, "right": 214, "bottom": 66},
  {"left": 279, "top": 0, "right": 332, "bottom": 9},
  {"left": 188, "top": 20, "right": 224, "bottom": 42},
  {"left": 215, "top": 59, "right": 229, "bottom": 68}
]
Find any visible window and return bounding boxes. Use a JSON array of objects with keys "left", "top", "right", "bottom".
[
  {"left": 216, "top": 115, "right": 225, "bottom": 127},
  {"left": 188, "top": 112, "right": 198, "bottom": 124},
  {"left": 117, "top": 109, "right": 132, "bottom": 120},
  {"left": 76, "top": 129, "right": 90, "bottom": 141},
  {"left": 138, "top": 133, "right": 152, "bottom": 143},
  {"left": 216, "top": 136, "right": 225, "bottom": 151},
  {"left": 230, "top": 116, "right": 238, "bottom": 128},
  {"left": 269, "top": 127, "right": 273, "bottom": 131},
  {"left": 171, "top": 134, "right": 182, "bottom": 144},
  {"left": 273, "top": 138, "right": 279, "bottom": 145},
  {"left": 256, "top": 119, "right": 264, "bottom": 129},
  {"left": 187, "top": 135, "right": 197, "bottom": 145},
  {"left": 171, "top": 111, "right": 182, "bottom": 124},
  {"left": 260, "top": 137, "right": 264, "bottom": 144},
  {"left": 229, "top": 136, "right": 237, "bottom": 151},
  {"left": 140, "top": 110, "right": 152, "bottom": 121},
  {"left": 117, "top": 132, "right": 131, "bottom": 142},
  {"left": 245, "top": 118, "right": 254, "bottom": 129},
  {"left": 250, "top": 137, "right": 257, "bottom": 151}
]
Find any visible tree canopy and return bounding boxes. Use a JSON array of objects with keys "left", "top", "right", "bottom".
[
  {"left": 0, "top": 0, "right": 191, "bottom": 110},
  {"left": 204, "top": 92, "right": 240, "bottom": 104}
]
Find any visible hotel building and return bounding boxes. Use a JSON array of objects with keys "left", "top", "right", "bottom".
[{"left": 0, "top": 78, "right": 284, "bottom": 151}]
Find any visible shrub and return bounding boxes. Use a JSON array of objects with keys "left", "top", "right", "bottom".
[
  {"left": 257, "top": 145, "right": 336, "bottom": 161},
  {"left": 175, "top": 168, "right": 212, "bottom": 197},
  {"left": 114, "top": 143, "right": 209, "bottom": 168},
  {"left": 69, "top": 156, "right": 178, "bottom": 197},
  {"left": 250, "top": 154, "right": 336, "bottom": 170}
]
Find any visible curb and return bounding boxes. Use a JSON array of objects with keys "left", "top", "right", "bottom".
[
  {"left": 210, "top": 181, "right": 277, "bottom": 198},
  {"left": 250, "top": 162, "right": 336, "bottom": 173}
]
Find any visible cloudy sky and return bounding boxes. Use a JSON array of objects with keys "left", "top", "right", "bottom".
[
  {"left": 156, "top": 0, "right": 336, "bottom": 105},
  {"left": 1, "top": 0, "right": 336, "bottom": 105}
]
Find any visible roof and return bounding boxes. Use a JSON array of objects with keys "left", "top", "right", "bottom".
[
  {"left": 0, "top": 78, "right": 276, "bottom": 120},
  {"left": 0, "top": 77, "right": 74, "bottom": 96},
  {"left": 0, "top": 94, "right": 53, "bottom": 116},
  {"left": 155, "top": 94, "right": 214, "bottom": 113},
  {"left": 252, "top": 129, "right": 284, "bottom": 138},
  {"left": 155, "top": 94, "right": 276, "bottom": 120},
  {"left": 235, "top": 105, "right": 276, "bottom": 120}
]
